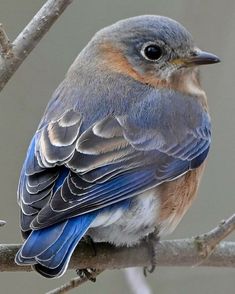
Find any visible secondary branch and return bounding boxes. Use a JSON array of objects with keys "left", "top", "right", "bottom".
[
  {"left": 0, "top": 0, "right": 73, "bottom": 91},
  {"left": 195, "top": 213, "right": 235, "bottom": 257}
]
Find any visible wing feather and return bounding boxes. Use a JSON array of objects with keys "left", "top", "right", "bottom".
[{"left": 18, "top": 90, "right": 211, "bottom": 232}]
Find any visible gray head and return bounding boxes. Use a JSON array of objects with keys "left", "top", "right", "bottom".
[{"left": 74, "top": 15, "right": 219, "bottom": 86}]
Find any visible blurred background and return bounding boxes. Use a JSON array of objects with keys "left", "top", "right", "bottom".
[{"left": 0, "top": 0, "right": 234, "bottom": 293}]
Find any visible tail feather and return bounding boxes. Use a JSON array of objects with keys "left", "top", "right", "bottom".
[
  {"left": 15, "top": 213, "right": 97, "bottom": 278},
  {"left": 36, "top": 229, "right": 79, "bottom": 269},
  {"left": 20, "top": 221, "right": 67, "bottom": 259},
  {"left": 36, "top": 224, "right": 77, "bottom": 263},
  {"left": 33, "top": 233, "right": 83, "bottom": 278}
]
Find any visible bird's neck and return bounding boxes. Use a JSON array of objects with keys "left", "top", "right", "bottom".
[
  {"left": 168, "top": 68, "right": 208, "bottom": 109},
  {"left": 67, "top": 52, "right": 208, "bottom": 113}
]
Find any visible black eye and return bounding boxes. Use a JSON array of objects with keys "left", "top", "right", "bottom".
[{"left": 142, "top": 44, "right": 163, "bottom": 61}]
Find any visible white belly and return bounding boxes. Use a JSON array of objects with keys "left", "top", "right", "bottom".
[{"left": 88, "top": 190, "right": 160, "bottom": 246}]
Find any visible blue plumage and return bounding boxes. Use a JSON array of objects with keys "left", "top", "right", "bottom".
[
  {"left": 16, "top": 212, "right": 97, "bottom": 278},
  {"left": 52, "top": 167, "right": 69, "bottom": 193}
]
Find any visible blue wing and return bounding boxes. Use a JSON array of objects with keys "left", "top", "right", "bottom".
[
  {"left": 16, "top": 86, "right": 211, "bottom": 277},
  {"left": 18, "top": 88, "right": 211, "bottom": 232}
]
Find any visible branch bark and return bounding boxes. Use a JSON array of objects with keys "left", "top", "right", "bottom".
[
  {"left": 195, "top": 213, "right": 235, "bottom": 258},
  {"left": 0, "top": 0, "right": 73, "bottom": 91},
  {"left": 0, "top": 239, "right": 235, "bottom": 273},
  {"left": 0, "top": 24, "right": 13, "bottom": 58}
]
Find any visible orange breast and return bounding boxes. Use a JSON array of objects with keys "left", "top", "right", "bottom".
[{"left": 156, "top": 163, "right": 205, "bottom": 236}]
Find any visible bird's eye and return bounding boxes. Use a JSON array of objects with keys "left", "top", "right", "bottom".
[{"left": 141, "top": 43, "right": 163, "bottom": 61}]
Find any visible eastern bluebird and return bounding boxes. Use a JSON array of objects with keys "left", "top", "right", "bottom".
[{"left": 15, "top": 15, "right": 220, "bottom": 278}]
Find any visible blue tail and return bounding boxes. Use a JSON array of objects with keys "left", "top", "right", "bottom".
[{"left": 15, "top": 213, "right": 97, "bottom": 278}]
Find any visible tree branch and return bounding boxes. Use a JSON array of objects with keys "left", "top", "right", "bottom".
[
  {"left": 0, "top": 0, "right": 73, "bottom": 91},
  {"left": 1, "top": 214, "right": 235, "bottom": 293},
  {"left": 45, "top": 270, "right": 104, "bottom": 294},
  {"left": 0, "top": 24, "right": 13, "bottom": 58},
  {"left": 0, "top": 239, "right": 235, "bottom": 273},
  {"left": 195, "top": 213, "right": 235, "bottom": 258},
  {"left": 1, "top": 214, "right": 235, "bottom": 273}
]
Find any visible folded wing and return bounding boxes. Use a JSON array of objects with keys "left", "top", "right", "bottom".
[{"left": 18, "top": 89, "right": 211, "bottom": 233}]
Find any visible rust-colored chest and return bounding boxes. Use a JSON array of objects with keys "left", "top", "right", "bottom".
[{"left": 156, "top": 163, "right": 205, "bottom": 236}]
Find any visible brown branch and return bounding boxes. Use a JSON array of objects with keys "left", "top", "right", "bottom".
[
  {"left": 195, "top": 213, "right": 235, "bottom": 258},
  {"left": 45, "top": 270, "right": 104, "bottom": 294},
  {"left": 0, "top": 0, "right": 73, "bottom": 91},
  {"left": 0, "top": 240, "right": 235, "bottom": 273},
  {"left": 2, "top": 214, "right": 235, "bottom": 272},
  {"left": 0, "top": 24, "right": 13, "bottom": 58}
]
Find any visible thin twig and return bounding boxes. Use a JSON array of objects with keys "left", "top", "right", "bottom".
[
  {"left": 0, "top": 24, "right": 13, "bottom": 58},
  {"left": 46, "top": 270, "right": 104, "bottom": 294},
  {"left": 195, "top": 213, "right": 235, "bottom": 258},
  {"left": 0, "top": 0, "right": 73, "bottom": 91},
  {"left": 0, "top": 220, "right": 6, "bottom": 227}
]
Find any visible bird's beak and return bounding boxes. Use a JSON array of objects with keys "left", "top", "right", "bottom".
[{"left": 172, "top": 49, "right": 220, "bottom": 67}]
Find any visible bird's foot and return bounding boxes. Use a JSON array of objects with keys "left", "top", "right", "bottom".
[
  {"left": 143, "top": 227, "right": 160, "bottom": 277},
  {"left": 76, "top": 268, "right": 97, "bottom": 282},
  {"left": 76, "top": 236, "right": 97, "bottom": 281}
]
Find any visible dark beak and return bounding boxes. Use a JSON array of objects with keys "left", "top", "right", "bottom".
[{"left": 183, "top": 50, "right": 220, "bottom": 66}]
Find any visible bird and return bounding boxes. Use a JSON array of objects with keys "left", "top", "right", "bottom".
[{"left": 15, "top": 15, "right": 220, "bottom": 278}]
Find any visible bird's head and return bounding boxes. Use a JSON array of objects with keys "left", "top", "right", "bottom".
[{"left": 79, "top": 15, "right": 220, "bottom": 89}]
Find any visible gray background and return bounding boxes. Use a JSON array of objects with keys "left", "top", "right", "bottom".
[{"left": 0, "top": 0, "right": 234, "bottom": 293}]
